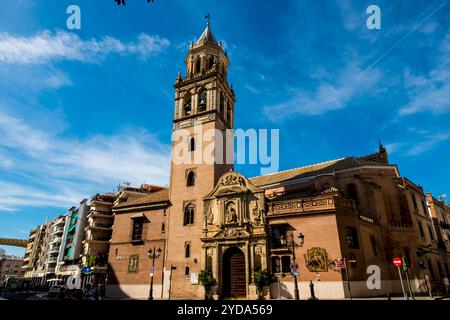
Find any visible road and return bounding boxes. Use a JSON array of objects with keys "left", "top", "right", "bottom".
[{"left": 1, "top": 290, "right": 52, "bottom": 300}]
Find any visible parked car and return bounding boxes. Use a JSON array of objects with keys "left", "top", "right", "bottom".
[{"left": 48, "top": 285, "right": 64, "bottom": 298}]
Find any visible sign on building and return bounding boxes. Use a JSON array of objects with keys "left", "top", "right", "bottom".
[{"left": 190, "top": 272, "right": 199, "bottom": 285}]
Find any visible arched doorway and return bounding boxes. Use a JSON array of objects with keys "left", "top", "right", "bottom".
[{"left": 222, "top": 247, "right": 246, "bottom": 298}]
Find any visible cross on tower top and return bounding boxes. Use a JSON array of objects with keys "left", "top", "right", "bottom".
[{"left": 205, "top": 13, "right": 212, "bottom": 27}]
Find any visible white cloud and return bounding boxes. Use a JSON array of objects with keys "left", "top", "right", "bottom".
[
  {"left": 400, "top": 33, "right": 450, "bottom": 115},
  {"left": 386, "top": 132, "right": 450, "bottom": 157},
  {"left": 0, "top": 110, "right": 171, "bottom": 212},
  {"left": 263, "top": 61, "right": 380, "bottom": 121},
  {"left": 0, "top": 30, "right": 171, "bottom": 64},
  {"left": 245, "top": 84, "right": 260, "bottom": 94}
]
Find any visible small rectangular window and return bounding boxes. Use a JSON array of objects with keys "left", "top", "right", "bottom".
[
  {"left": 128, "top": 255, "right": 139, "bottom": 273},
  {"left": 185, "top": 266, "right": 190, "bottom": 280},
  {"left": 272, "top": 256, "right": 281, "bottom": 274},
  {"left": 428, "top": 225, "right": 435, "bottom": 240},
  {"left": 281, "top": 256, "right": 291, "bottom": 273},
  {"left": 161, "top": 223, "right": 165, "bottom": 233},
  {"left": 422, "top": 201, "right": 428, "bottom": 215},
  {"left": 417, "top": 220, "right": 425, "bottom": 239},
  {"left": 412, "top": 194, "right": 418, "bottom": 211},
  {"left": 346, "top": 227, "right": 359, "bottom": 249},
  {"left": 370, "top": 235, "right": 378, "bottom": 256},
  {"left": 132, "top": 219, "right": 144, "bottom": 241}
]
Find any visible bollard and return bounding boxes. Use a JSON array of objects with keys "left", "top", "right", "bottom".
[{"left": 308, "top": 281, "right": 318, "bottom": 300}]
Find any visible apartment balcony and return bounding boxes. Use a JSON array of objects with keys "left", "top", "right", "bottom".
[
  {"left": 46, "top": 258, "right": 58, "bottom": 264},
  {"left": 83, "top": 235, "right": 111, "bottom": 244},
  {"left": 46, "top": 268, "right": 56, "bottom": 274},
  {"left": 51, "top": 229, "right": 64, "bottom": 236},
  {"left": 53, "top": 219, "right": 65, "bottom": 227},
  {"left": 85, "top": 223, "right": 113, "bottom": 232},
  {"left": 87, "top": 210, "right": 114, "bottom": 220},
  {"left": 48, "top": 247, "right": 60, "bottom": 255},
  {"left": 50, "top": 237, "right": 62, "bottom": 245}
]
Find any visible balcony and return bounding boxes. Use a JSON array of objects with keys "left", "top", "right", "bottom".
[
  {"left": 50, "top": 237, "right": 62, "bottom": 245},
  {"left": 85, "top": 223, "right": 113, "bottom": 231},
  {"left": 46, "top": 268, "right": 56, "bottom": 274},
  {"left": 48, "top": 247, "right": 60, "bottom": 255},
  {"left": 267, "top": 195, "right": 354, "bottom": 217},
  {"left": 388, "top": 221, "right": 413, "bottom": 229},
  {"left": 53, "top": 219, "right": 65, "bottom": 226},
  {"left": 87, "top": 210, "right": 113, "bottom": 219},
  {"left": 83, "top": 235, "right": 111, "bottom": 244},
  {"left": 440, "top": 222, "right": 450, "bottom": 229},
  {"left": 51, "top": 229, "right": 64, "bottom": 236}
]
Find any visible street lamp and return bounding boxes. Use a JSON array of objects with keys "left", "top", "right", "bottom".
[
  {"left": 281, "top": 232, "right": 305, "bottom": 300},
  {"left": 147, "top": 246, "right": 162, "bottom": 300}
]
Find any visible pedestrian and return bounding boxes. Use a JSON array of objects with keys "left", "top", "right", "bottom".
[
  {"left": 97, "top": 283, "right": 105, "bottom": 300},
  {"left": 83, "top": 283, "right": 97, "bottom": 300},
  {"left": 443, "top": 276, "right": 449, "bottom": 294}
]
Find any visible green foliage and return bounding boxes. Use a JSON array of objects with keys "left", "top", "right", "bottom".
[
  {"left": 86, "top": 255, "right": 99, "bottom": 268},
  {"left": 198, "top": 269, "right": 216, "bottom": 293},
  {"left": 253, "top": 269, "right": 273, "bottom": 293}
]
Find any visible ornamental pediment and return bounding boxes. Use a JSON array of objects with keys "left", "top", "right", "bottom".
[
  {"left": 212, "top": 227, "right": 251, "bottom": 239},
  {"left": 205, "top": 170, "right": 261, "bottom": 199}
]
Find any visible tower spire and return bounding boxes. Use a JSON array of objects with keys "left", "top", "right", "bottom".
[{"left": 196, "top": 14, "right": 217, "bottom": 45}]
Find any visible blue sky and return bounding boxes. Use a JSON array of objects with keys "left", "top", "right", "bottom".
[{"left": 1, "top": 0, "right": 449, "bottom": 256}]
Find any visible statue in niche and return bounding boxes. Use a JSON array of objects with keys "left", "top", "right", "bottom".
[
  {"left": 225, "top": 202, "right": 237, "bottom": 223},
  {"left": 206, "top": 206, "right": 214, "bottom": 225},
  {"left": 252, "top": 201, "right": 263, "bottom": 225}
]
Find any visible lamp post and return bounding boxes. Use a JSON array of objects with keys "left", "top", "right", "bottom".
[
  {"left": 147, "top": 246, "right": 162, "bottom": 300},
  {"left": 281, "top": 232, "right": 304, "bottom": 300}
]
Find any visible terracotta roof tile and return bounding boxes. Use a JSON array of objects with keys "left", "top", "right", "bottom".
[
  {"left": 249, "top": 156, "right": 390, "bottom": 187},
  {"left": 114, "top": 189, "right": 169, "bottom": 209}
]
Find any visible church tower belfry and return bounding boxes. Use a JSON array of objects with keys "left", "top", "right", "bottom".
[
  {"left": 165, "top": 19, "right": 235, "bottom": 299},
  {"left": 173, "top": 19, "right": 235, "bottom": 130}
]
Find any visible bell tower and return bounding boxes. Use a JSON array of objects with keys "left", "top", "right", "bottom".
[{"left": 165, "top": 19, "right": 235, "bottom": 298}]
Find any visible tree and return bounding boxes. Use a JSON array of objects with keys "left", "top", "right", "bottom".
[
  {"left": 253, "top": 269, "right": 273, "bottom": 300},
  {"left": 198, "top": 269, "right": 216, "bottom": 300}
]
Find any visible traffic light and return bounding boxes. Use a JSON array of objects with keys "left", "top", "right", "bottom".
[{"left": 402, "top": 256, "right": 411, "bottom": 271}]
